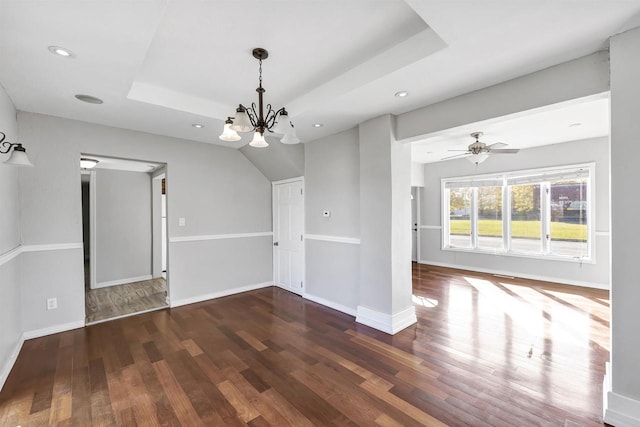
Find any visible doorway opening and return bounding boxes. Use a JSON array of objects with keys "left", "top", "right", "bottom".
[{"left": 80, "top": 155, "right": 169, "bottom": 324}]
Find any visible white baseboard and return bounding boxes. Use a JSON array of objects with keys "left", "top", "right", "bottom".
[
  {"left": 23, "top": 320, "right": 85, "bottom": 340},
  {"left": 93, "top": 274, "right": 153, "bottom": 289},
  {"left": 170, "top": 281, "right": 273, "bottom": 308},
  {"left": 0, "top": 333, "right": 25, "bottom": 392},
  {"left": 304, "top": 292, "right": 356, "bottom": 317},
  {"left": 604, "top": 362, "right": 640, "bottom": 426},
  {"left": 418, "top": 260, "right": 609, "bottom": 290},
  {"left": 86, "top": 305, "right": 167, "bottom": 326},
  {"left": 356, "top": 305, "right": 417, "bottom": 335}
]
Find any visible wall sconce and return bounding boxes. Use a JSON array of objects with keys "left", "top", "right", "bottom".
[{"left": 0, "top": 132, "right": 33, "bottom": 167}]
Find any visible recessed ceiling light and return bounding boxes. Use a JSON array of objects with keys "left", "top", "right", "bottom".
[
  {"left": 313, "top": 123, "right": 323, "bottom": 128},
  {"left": 48, "top": 46, "right": 74, "bottom": 57},
  {"left": 569, "top": 122, "right": 582, "bottom": 127},
  {"left": 395, "top": 91, "right": 409, "bottom": 97},
  {"left": 192, "top": 123, "right": 204, "bottom": 129},
  {"left": 75, "top": 94, "right": 103, "bottom": 104}
]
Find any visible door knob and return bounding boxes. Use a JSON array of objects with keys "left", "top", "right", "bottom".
[{"left": 273, "top": 242, "right": 279, "bottom": 246}]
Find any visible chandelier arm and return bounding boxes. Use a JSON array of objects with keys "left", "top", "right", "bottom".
[
  {"left": 264, "top": 104, "right": 280, "bottom": 131},
  {"left": 249, "top": 102, "right": 266, "bottom": 133},
  {"left": 243, "top": 103, "right": 259, "bottom": 128}
]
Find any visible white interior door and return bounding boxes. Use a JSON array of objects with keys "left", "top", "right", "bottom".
[
  {"left": 411, "top": 187, "right": 418, "bottom": 262},
  {"left": 273, "top": 178, "right": 304, "bottom": 295}
]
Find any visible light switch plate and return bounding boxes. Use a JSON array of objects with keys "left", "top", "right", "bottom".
[{"left": 322, "top": 210, "right": 331, "bottom": 217}]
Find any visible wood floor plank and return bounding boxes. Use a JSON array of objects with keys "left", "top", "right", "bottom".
[
  {"left": 360, "top": 379, "right": 448, "bottom": 427},
  {"left": 216, "top": 380, "right": 260, "bottom": 423},
  {"left": 120, "top": 364, "right": 162, "bottom": 426},
  {"left": 0, "top": 264, "right": 611, "bottom": 426},
  {"left": 153, "top": 359, "right": 204, "bottom": 426},
  {"left": 260, "top": 388, "right": 314, "bottom": 427}
]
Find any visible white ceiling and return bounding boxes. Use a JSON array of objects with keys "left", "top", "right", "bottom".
[
  {"left": 0, "top": 1, "right": 639, "bottom": 149},
  {"left": 411, "top": 95, "right": 610, "bottom": 163}
]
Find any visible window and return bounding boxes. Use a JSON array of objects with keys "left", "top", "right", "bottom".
[{"left": 442, "top": 164, "right": 593, "bottom": 262}]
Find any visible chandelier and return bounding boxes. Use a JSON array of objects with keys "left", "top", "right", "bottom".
[{"left": 219, "top": 48, "right": 300, "bottom": 147}]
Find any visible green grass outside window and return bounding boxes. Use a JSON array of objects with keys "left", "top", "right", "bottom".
[{"left": 449, "top": 219, "right": 587, "bottom": 241}]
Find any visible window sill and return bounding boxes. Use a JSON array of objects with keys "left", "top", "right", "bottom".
[{"left": 442, "top": 246, "right": 595, "bottom": 264}]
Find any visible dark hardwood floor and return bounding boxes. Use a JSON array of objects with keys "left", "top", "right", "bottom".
[{"left": 0, "top": 264, "right": 610, "bottom": 426}]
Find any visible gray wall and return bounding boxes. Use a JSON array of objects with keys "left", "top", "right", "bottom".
[
  {"left": 304, "top": 128, "right": 360, "bottom": 312},
  {"left": 610, "top": 25, "right": 640, "bottom": 412},
  {"left": 17, "top": 112, "right": 273, "bottom": 332},
  {"left": 419, "top": 137, "right": 610, "bottom": 288},
  {"left": 0, "top": 84, "right": 22, "bottom": 388},
  {"left": 396, "top": 51, "right": 609, "bottom": 142},
  {"left": 240, "top": 136, "right": 305, "bottom": 182},
  {"left": 95, "top": 169, "right": 152, "bottom": 285}
]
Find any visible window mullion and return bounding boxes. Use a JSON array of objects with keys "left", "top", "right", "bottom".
[
  {"left": 541, "top": 183, "right": 550, "bottom": 254},
  {"left": 443, "top": 187, "right": 450, "bottom": 249},
  {"left": 504, "top": 181, "right": 510, "bottom": 252},
  {"left": 471, "top": 187, "right": 478, "bottom": 248}
]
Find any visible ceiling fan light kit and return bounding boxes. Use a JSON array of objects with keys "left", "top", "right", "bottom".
[
  {"left": 442, "top": 131, "right": 520, "bottom": 164},
  {"left": 219, "top": 48, "right": 297, "bottom": 147}
]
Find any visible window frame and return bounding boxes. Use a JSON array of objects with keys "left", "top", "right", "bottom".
[{"left": 441, "top": 163, "right": 595, "bottom": 263}]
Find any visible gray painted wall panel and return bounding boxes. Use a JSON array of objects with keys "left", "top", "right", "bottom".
[
  {"left": 304, "top": 127, "right": 361, "bottom": 314},
  {"left": 95, "top": 169, "right": 152, "bottom": 284},
  {"left": 0, "top": 85, "right": 21, "bottom": 388},
  {"left": 305, "top": 128, "right": 359, "bottom": 237},
  {"left": 610, "top": 26, "right": 640, "bottom": 402},
  {"left": 305, "top": 240, "right": 359, "bottom": 311},
  {"left": 239, "top": 138, "right": 304, "bottom": 182},
  {"left": 169, "top": 237, "right": 273, "bottom": 302},
  {"left": 0, "top": 85, "right": 19, "bottom": 254},
  {"left": 20, "top": 249, "right": 85, "bottom": 333}
]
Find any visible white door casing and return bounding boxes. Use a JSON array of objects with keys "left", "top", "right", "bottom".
[{"left": 273, "top": 177, "right": 304, "bottom": 295}]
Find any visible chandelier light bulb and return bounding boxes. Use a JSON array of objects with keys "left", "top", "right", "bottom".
[
  {"left": 219, "top": 118, "right": 242, "bottom": 141},
  {"left": 249, "top": 132, "right": 268, "bottom": 148},
  {"left": 272, "top": 112, "right": 290, "bottom": 134},
  {"left": 281, "top": 126, "right": 300, "bottom": 144}
]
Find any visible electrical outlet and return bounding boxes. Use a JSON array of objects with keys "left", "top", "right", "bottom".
[
  {"left": 47, "top": 298, "right": 57, "bottom": 310},
  {"left": 179, "top": 217, "right": 186, "bottom": 227}
]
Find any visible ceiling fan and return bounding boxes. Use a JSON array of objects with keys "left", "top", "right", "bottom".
[{"left": 442, "top": 132, "right": 520, "bottom": 165}]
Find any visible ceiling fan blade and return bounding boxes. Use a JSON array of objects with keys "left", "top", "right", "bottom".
[
  {"left": 441, "top": 152, "right": 471, "bottom": 160},
  {"left": 487, "top": 148, "right": 519, "bottom": 154},
  {"left": 486, "top": 142, "right": 508, "bottom": 149},
  {"left": 447, "top": 149, "right": 471, "bottom": 152}
]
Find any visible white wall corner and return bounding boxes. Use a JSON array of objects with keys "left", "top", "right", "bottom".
[
  {"left": 604, "top": 370, "right": 640, "bottom": 427},
  {"left": 304, "top": 292, "right": 357, "bottom": 317},
  {"left": 356, "top": 305, "right": 417, "bottom": 335},
  {"left": 0, "top": 333, "right": 25, "bottom": 392},
  {"left": 23, "top": 320, "right": 85, "bottom": 340}
]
